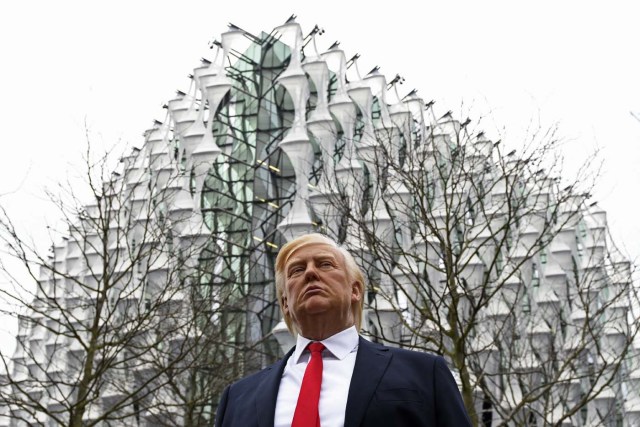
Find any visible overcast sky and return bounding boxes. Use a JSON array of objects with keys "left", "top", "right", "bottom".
[{"left": 1, "top": 0, "right": 639, "bottom": 352}]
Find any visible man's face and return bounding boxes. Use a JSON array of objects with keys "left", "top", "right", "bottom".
[{"left": 282, "top": 243, "right": 360, "bottom": 330}]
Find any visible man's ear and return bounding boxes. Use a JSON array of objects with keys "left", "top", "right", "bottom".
[
  {"left": 351, "top": 281, "right": 361, "bottom": 302},
  {"left": 281, "top": 296, "right": 289, "bottom": 315}
]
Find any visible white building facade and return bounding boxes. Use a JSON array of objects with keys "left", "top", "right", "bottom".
[{"left": 3, "top": 20, "right": 639, "bottom": 426}]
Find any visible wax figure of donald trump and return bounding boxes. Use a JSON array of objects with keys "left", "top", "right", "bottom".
[{"left": 215, "top": 233, "right": 472, "bottom": 426}]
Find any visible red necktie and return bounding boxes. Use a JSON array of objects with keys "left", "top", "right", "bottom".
[{"left": 292, "top": 342, "right": 325, "bottom": 427}]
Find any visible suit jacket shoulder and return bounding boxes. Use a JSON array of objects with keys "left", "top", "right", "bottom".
[
  {"left": 215, "top": 348, "right": 293, "bottom": 427},
  {"left": 347, "top": 338, "right": 471, "bottom": 427}
]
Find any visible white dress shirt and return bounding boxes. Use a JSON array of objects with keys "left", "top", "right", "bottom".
[{"left": 274, "top": 326, "right": 359, "bottom": 427}]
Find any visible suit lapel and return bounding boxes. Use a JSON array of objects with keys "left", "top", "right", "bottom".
[
  {"left": 255, "top": 347, "right": 295, "bottom": 427},
  {"left": 344, "top": 338, "right": 392, "bottom": 427}
]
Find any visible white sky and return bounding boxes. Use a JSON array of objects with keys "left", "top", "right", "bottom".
[{"left": 1, "top": 0, "right": 639, "bottom": 353}]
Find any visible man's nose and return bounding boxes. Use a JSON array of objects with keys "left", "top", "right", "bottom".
[{"left": 304, "top": 263, "right": 320, "bottom": 281}]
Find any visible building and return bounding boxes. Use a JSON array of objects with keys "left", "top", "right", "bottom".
[{"left": 2, "top": 19, "right": 639, "bottom": 426}]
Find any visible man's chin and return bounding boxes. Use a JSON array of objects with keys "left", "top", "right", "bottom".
[{"left": 300, "top": 296, "right": 331, "bottom": 313}]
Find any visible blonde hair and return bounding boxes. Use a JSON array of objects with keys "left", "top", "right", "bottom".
[{"left": 275, "top": 233, "right": 365, "bottom": 334}]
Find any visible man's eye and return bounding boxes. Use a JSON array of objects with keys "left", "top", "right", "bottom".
[
  {"left": 320, "top": 261, "right": 334, "bottom": 268},
  {"left": 288, "top": 267, "right": 304, "bottom": 276}
]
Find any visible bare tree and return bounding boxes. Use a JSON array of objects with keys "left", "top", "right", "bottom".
[
  {"left": 310, "top": 102, "right": 640, "bottom": 426},
  {"left": 0, "top": 128, "right": 262, "bottom": 426}
]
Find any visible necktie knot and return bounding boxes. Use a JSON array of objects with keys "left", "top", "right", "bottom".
[{"left": 308, "top": 342, "right": 325, "bottom": 355}]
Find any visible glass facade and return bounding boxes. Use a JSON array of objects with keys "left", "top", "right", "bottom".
[{"left": 196, "top": 32, "right": 305, "bottom": 373}]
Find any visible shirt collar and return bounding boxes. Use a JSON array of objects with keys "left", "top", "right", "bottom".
[{"left": 293, "top": 326, "right": 359, "bottom": 363}]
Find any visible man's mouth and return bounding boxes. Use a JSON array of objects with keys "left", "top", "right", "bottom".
[{"left": 303, "top": 285, "right": 323, "bottom": 296}]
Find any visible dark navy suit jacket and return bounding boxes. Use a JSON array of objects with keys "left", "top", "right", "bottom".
[{"left": 214, "top": 337, "right": 472, "bottom": 426}]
